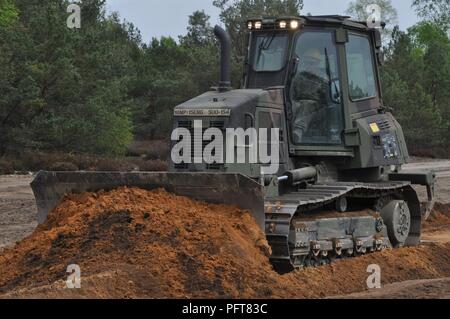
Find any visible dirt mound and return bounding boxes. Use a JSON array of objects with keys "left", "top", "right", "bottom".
[
  {"left": 0, "top": 188, "right": 276, "bottom": 298},
  {"left": 1, "top": 188, "right": 449, "bottom": 299}
]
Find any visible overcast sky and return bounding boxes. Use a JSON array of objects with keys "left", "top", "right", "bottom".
[{"left": 105, "top": 0, "right": 419, "bottom": 43}]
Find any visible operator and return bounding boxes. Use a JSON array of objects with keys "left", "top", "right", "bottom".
[{"left": 290, "top": 47, "right": 329, "bottom": 144}]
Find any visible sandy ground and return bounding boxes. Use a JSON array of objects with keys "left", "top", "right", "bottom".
[
  {"left": 332, "top": 277, "right": 450, "bottom": 299},
  {"left": 0, "top": 159, "right": 449, "bottom": 299},
  {"left": 0, "top": 174, "right": 37, "bottom": 250}
]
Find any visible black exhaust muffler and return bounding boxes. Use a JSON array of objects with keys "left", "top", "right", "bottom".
[{"left": 213, "top": 25, "right": 231, "bottom": 91}]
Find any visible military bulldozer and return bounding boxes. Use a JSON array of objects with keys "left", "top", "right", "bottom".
[{"left": 31, "top": 15, "right": 436, "bottom": 273}]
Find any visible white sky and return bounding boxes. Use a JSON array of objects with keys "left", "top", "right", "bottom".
[{"left": 105, "top": 0, "right": 420, "bottom": 43}]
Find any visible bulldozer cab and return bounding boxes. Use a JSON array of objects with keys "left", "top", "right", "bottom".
[{"left": 244, "top": 16, "right": 384, "bottom": 152}]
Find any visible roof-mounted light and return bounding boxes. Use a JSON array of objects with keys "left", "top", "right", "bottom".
[{"left": 290, "top": 20, "right": 299, "bottom": 29}]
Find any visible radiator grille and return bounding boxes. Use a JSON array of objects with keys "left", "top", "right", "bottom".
[
  {"left": 377, "top": 120, "right": 391, "bottom": 131},
  {"left": 174, "top": 120, "right": 225, "bottom": 170}
]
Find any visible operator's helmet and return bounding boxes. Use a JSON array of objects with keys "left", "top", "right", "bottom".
[{"left": 302, "top": 47, "right": 322, "bottom": 67}]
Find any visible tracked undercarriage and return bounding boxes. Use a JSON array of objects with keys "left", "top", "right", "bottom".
[{"left": 265, "top": 182, "right": 422, "bottom": 272}]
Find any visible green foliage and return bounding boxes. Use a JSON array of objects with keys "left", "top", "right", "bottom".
[
  {"left": 132, "top": 10, "right": 221, "bottom": 139},
  {"left": 408, "top": 23, "right": 450, "bottom": 116},
  {"left": 1, "top": 0, "right": 448, "bottom": 159},
  {"left": 0, "top": 0, "right": 135, "bottom": 156},
  {"left": 0, "top": 0, "right": 18, "bottom": 26},
  {"left": 382, "top": 22, "right": 450, "bottom": 150},
  {"left": 412, "top": 0, "right": 450, "bottom": 31},
  {"left": 382, "top": 70, "right": 445, "bottom": 147},
  {"left": 180, "top": 10, "right": 215, "bottom": 46}
]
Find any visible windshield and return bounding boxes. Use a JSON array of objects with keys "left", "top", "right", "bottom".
[{"left": 253, "top": 34, "right": 289, "bottom": 72}]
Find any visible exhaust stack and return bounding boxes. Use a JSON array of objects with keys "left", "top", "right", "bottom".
[{"left": 213, "top": 25, "right": 231, "bottom": 91}]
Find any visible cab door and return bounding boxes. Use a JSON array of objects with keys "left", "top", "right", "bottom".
[{"left": 288, "top": 29, "right": 344, "bottom": 146}]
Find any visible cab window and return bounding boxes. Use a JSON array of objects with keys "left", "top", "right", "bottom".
[
  {"left": 290, "top": 31, "right": 343, "bottom": 145},
  {"left": 346, "top": 34, "right": 377, "bottom": 100},
  {"left": 253, "top": 34, "right": 289, "bottom": 72}
]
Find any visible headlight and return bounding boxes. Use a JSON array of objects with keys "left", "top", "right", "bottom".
[
  {"left": 279, "top": 21, "right": 287, "bottom": 29},
  {"left": 255, "top": 21, "right": 262, "bottom": 29},
  {"left": 247, "top": 21, "right": 253, "bottom": 30}
]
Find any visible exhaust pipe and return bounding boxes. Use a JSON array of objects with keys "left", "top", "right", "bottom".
[{"left": 214, "top": 25, "right": 231, "bottom": 91}]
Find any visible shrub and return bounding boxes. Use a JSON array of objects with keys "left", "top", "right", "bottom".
[
  {"left": 138, "top": 160, "right": 168, "bottom": 172},
  {"left": 0, "top": 158, "right": 14, "bottom": 174},
  {"left": 48, "top": 162, "right": 79, "bottom": 171},
  {"left": 4, "top": 152, "right": 169, "bottom": 173},
  {"left": 93, "top": 158, "right": 138, "bottom": 172},
  {"left": 126, "top": 140, "right": 154, "bottom": 157},
  {"left": 144, "top": 140, "right": 170, "bottom": 161},
  {"left": 126, "top": 140, "right": 170, "bottom": 160}
]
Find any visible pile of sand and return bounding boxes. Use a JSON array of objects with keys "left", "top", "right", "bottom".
[{"left": 0, "top": 188, "right": 449, "bottom": 299}]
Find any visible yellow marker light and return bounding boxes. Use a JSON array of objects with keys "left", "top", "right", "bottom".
[
  {"left": 279, "top": 21, "right": 287, "bottom": 29},
  {"left": 370, "top": 123, "right": 380, "bottom": 133},
  {"left": 247, "top": 21, "right": 253, "bottom": 30},
  {"left": 290, "top": 20, "right": 299, "bottom": 29},
  {"left": 255, "top": 21, "right": 262, "bottom": 29}
]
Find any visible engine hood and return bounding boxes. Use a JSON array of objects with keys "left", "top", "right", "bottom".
[{"left": 174, "top": 88, "right": 284, "bottom": 115}]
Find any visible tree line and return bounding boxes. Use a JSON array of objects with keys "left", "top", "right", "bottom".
[{"left": 0, "top": 0, "right": 449, "bottom": 158}]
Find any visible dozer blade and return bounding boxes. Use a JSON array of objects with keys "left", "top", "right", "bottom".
[{"left": 30, "top": 171, "right": 265, "bottom": 229}]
